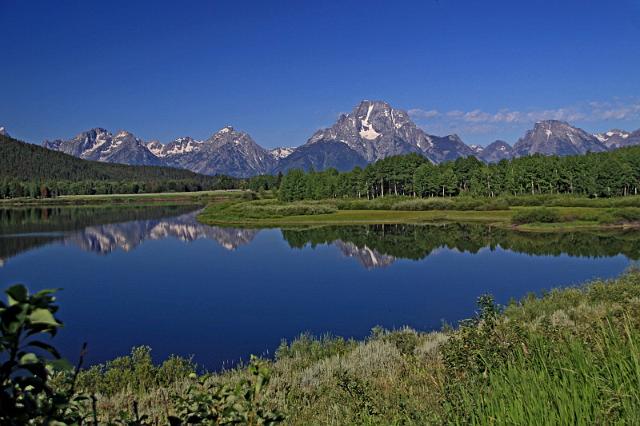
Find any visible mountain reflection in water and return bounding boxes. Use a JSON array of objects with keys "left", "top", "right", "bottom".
[{"left": 63, "top": 211, "right": 259, "bottom": 254}]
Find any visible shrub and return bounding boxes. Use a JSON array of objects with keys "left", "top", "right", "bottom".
[
  {"left": 607, "top": 207, "right": 640, "bottom": 223},
  {"left": 75, "top": 346, "right": 196, "bottom": 396},
  {"left": 512, "top": 208, "right": 561, "bottom": 224},
  {"left": 239, "top": 202, "right": 337, "bottom": 218},
  {"left": 335, "top": 196, "right": 411, "bottom": 210},
  {"left": 275, "top": 333, "right": 358, "bottom": 368},
  {"left": 169, "top": 356, "right": 284, "bottom": 425}
]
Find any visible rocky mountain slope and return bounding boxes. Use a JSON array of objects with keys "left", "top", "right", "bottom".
[
  {"left": 513, "top": 120, "right": 608, "bottom": 157},
  {"left": 272, "top": 140, "right": 368, "bottom": 173},
  {"left": 174, "top": 127, "right": 275, "bottom": 177}
]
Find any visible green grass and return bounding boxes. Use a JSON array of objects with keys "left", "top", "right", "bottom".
[
  {"left": 452, "top": 322, "right": 640, "bottom": 424},
  {"left": 66, "top": 271, "right": 640, "bottom": 424},
  {"left": 197, "top": 196, "right": 640, "bottom": 232}
]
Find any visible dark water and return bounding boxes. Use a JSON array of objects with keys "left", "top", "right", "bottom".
[{"left": 0, "top": 206, "right": 636, "bottom": 369}]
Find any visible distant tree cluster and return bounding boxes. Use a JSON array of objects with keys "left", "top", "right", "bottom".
[
  {"left": 279, "top": 148, "right": 640, "bottom": 201},
  {"left": 244, "top": 173, "right": 283, "bottom": 192},
  {"left": 0, "top": 134, "right": 239, "bottom": 198}
]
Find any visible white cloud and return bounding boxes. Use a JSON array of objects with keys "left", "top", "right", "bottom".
[
  {"left": 446, "top": 110, "right": 465, "bottom": 118},
  {"left": 407, "top": 108, "right": 439, "bottom": 119},
  {"left": 409, "top": 98, "right": 640, "bottom": 128}
]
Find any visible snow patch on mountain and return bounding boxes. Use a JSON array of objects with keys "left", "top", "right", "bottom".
[{"left": 359, "top": 103, "right": 381, "bottom": 140}]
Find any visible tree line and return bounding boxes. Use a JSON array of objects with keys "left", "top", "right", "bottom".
[
  {"left": 0, "top": 178, "right": 238, "bottom": 198},
  {"left": 278, "top": 147, "right": 640, "bottom": 201}
]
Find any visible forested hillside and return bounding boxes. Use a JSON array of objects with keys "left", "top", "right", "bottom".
[
  {"left": 0, "top": 134, "right": 238, "bottom": 197},
  {"left": 279, "top": 147, "right": 640, "bottom": 201}
]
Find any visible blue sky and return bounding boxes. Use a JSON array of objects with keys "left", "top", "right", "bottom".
[{"left": 1, "top": 0, "right": 639, "bottom": 148}]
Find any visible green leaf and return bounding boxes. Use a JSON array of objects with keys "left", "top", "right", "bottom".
[
  {"left": 6, "top": 284, "right": 28, "bottom": 305},
  {"left": 20, "top": 352, "right": 39, "bottom": 364},
  {"left": 33, "top": 288, "right": 58, "bottom": 298},
  {"left": 29, "top": 308, "right": 59, "bottom": 326},
  {"left": 48, "top": 358, "right": 73, "bottom": 372}
]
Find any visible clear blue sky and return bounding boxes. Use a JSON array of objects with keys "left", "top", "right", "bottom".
[{"left": 1, "top": 0, "right": 640, "bottom": 148}]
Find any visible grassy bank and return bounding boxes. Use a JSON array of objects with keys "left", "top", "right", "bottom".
[
  {"left": 197, "top": 195, "right": 640, "bottom": 231},
  {"left": 0, "top": 189, "right": 245, "bottom": 207},
  {"left": 48, "top": 271, "right": 640, "bottom": 424}
]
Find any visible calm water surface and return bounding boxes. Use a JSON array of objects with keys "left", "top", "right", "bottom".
[{"left": 0, "top": 205, "right": 636, "bottom": 369}]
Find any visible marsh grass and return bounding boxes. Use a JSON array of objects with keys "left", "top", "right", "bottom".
[
  {"left": 511, "top": 206, "right": 640, "bottom": 226},
  {"left": 198, "top": 195, "right": 640, "bottom": 230}
]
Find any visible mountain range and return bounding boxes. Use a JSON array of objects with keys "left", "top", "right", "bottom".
[{"left": 25, "top": 100, "right": 640, "bottom": 177}]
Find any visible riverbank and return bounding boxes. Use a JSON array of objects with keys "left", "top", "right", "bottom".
[
  {"left": 0, "top": 189, "right": 244, "bottom": 207},
  {"left": 197, "top": 195, "right": 640, "bottom": 232},
  {"left": 63, "top": 270, "right": 640, "bottom": 424}
]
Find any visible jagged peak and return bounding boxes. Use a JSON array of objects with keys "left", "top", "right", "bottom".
[
  {"left": 208, "top": 126, "right": 246, "bottom": 140},
  {"left": 357, "top": 99, "right": 392, "bottom": 108},
  {"left": 86, "top": 127, "right": 109, "bottom": 133},
  {"left": 114, "top": 130, "right": 135, "bottom": 138},
  {"left": 73, "top": 127, "right": 109, "bottom": 138}
]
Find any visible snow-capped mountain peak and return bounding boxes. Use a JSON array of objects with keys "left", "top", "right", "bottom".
[
  {"left": 269, "top": 147, "right": 296, "bottom": 159},
  {"left": 301, "top": 100, "right": 445, "bottom": 165}
]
